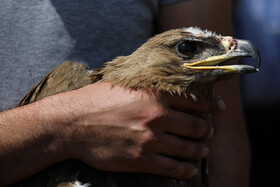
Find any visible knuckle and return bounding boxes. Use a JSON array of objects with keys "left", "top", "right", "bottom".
[
  {"left": 130, "top": 150, "right": 145, "bottom": 163},
  {"left": 165, "top": 164, "right": 185, "bottom": 178},
  {"left": 176, "top": 141, "right": 205, "bottom": 160},
  {"left": 190, "top": 116, "right": 210, "bottom": 138},
  {"left": 189, "top": 117, "right": 203, "bottom": 137},
  {"left": 175, "top": 142, "right": 190, "bottom": 158},
  {"left": 165, "top": 164, "right": 194, "bottom": 179},
  {"left": 138, "top": 129, "right": 158, "bottom": 147},
  {"left": 144, "top": 105, "right": 168, "bottom": 123},
  {"left": 198, "top": 96, "right": 214, "bottom": 111},
  {"left": 191, "top": 117, "right": 200, "bottom": 132},
  {"left": 128, "top": 130, "right": 158, "bottom": 162}
]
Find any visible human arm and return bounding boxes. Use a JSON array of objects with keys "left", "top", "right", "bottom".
[
  {"left": 0, "top": 81, "right": 220, "bottom": 186},
  {"left": 157, "top": 0, "right": 250, "bottom": 186}
]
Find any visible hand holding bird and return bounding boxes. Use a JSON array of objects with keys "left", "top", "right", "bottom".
[{"left": 10, "top": 27, "right": 260, "bottom": 187}]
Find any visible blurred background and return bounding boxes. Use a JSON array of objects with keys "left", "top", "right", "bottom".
[{"left": 233, "top": 0, "right": 280, "bottom": 186}]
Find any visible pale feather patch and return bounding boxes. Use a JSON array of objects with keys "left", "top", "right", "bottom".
[
  {"left": 74, "top": 180, "right": 91, "bottom": 187},
  {"left": 183, "top": 27, "right": 220, "bottom": 38},
  {"left": 87, "top": 69, "right": 93, "bottom": 74}
]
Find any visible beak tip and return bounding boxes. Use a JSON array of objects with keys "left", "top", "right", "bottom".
[{"left": 236, "top": 39, "right": 261, "bottom": 69}]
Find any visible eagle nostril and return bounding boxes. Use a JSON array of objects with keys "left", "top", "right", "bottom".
[{"left": 221, "top": 36, "right": 237, "bottom": 52}]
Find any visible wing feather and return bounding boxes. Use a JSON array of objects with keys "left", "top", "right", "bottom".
[{"left": 17, "top": 61, "right": 102, "bottom": 106}]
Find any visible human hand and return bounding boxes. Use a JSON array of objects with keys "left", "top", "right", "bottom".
[{"left": 59, "top": 81, "right": 223, "bottom": 179}]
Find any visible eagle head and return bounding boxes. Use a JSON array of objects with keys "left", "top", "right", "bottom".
[{"left": 100, "top": 27, "right": 260, "bottom": 100}]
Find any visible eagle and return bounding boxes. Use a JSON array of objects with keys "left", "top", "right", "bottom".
[{"left": 15, "top": 27, "right": 260, "bottom": 187}]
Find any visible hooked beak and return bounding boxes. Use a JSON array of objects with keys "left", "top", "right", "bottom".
[{"left": 183, "top": 37, "right": 261, "bottom": 74}]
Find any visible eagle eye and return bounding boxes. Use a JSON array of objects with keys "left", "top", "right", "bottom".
[{"left": 176, "top": 40, "right": 198, "bottom": 59}]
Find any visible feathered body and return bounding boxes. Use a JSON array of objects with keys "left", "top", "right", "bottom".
[{"left": 14, "top": 28, "right": 260, "bottom": 187}]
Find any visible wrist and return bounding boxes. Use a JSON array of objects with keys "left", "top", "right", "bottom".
[
  {"left": 32, "top": 92, "right": 79, "bottom": 162},
  {"left": 36, "top": 88, "right": 96, "bottom": 161}
]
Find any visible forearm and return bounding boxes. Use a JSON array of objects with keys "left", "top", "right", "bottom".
[
  {"left": 209, "top": 78, "right": 250, "bottom": 187},
  {"left": 0, "top": 94, "right": 70, "bottom": 185},
  {"left": 1, "top": 81, "right": 222, "bottom": 185}
]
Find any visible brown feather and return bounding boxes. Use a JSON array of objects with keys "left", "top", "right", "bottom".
[{"left": 17, "top": 61, "right": 100, "bottom": 106}]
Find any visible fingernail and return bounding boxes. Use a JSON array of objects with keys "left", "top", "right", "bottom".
[
  {"left": 190, "top": 168, "right": 199, "bottom": 177},
  {"left": 201, "top": 147, "right": 209, "bottom": 157},
  {"left": 208, "top": 128, "right": 214, "bottom": 139},
  {"left": 217, "top": 99, "right": 226, "bottom": 112}
]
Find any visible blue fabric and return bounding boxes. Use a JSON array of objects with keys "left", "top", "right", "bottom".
[{"left": 234, "top": 0, "right": 280, "bottom": 107}]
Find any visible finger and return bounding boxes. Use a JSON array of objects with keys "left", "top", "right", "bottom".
[
  {"left": 140, "top": 154, "right": 199, "bottom": 179},
  {"left": 212, "top": 95, "right": 226, "bottom": 114},
  {"left": 155, "top": 109, "right": 213, "bottom": 139},
  {"left": 155, "top": 133, "right": 209, "bottom": 160},
  {"left": 159, "top": 92, "right": 225, "bottom": 113}
]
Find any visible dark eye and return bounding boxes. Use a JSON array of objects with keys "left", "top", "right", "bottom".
[{"left": 176, "top": 41, "right": 197, "bottom": 59}]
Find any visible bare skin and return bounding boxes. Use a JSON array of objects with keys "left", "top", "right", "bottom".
[{"left": 0, "top": 82, "right": 221, "bottom": 186}]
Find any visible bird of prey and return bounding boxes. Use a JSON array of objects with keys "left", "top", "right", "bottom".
[{"left": 15, "top": 27, "right": 260, "bottom": 187}]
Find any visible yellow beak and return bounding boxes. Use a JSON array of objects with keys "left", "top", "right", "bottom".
[{"left": 183, "top": 37, "right": 261, "bottom": 74}]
